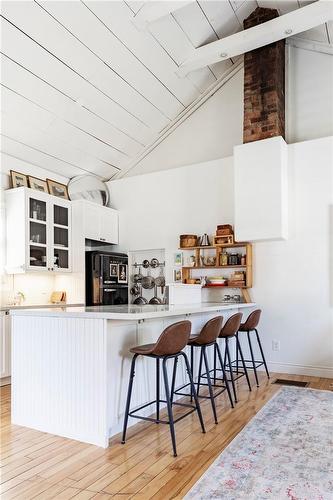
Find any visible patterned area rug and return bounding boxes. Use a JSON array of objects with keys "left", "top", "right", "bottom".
[{"left": 185, "top": 387, "right": 333, "bottom": 500}]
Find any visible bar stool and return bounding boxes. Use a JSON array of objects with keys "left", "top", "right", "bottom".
[
  {"left": 121, "top": 320, "right": 205, "bottom": 457},
  {"left": 218, "top": 313, "right": 252, "bottom": 403},
  {"left": 236, "top": 309, "right": 270, "bottom": 387},
  {"left": 174, "top": 316, "right": 234, "bottom": 425}
]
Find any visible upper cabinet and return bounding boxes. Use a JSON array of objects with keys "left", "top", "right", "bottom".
[
  {"left": 72, "top": 200, "right": 119, "bottom": 245},
  {"left": 5, "top": 187, "right": 71, "bottom": 274}
]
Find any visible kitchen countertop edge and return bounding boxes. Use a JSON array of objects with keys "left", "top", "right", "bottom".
[
  {"left": 1, "top": 303, "right": 84, "bottom": 312},
  {"left": 9, "top": 302, "right": 256, "bottom": 321}
]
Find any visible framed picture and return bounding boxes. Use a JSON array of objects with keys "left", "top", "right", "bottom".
[
  {"left": 174, "top": 252, "right": 183, "bottom": 266},
  {"left": 110, "top": 264, "right": 118, "bottom": 277},
  {"left": 173, "top": 269, "right": 182, "bottom": 282},
  {"left": 118, "top": 264, "right": 128, "bottom": 284},
  {"left": 28, "top": 176, "right": 49, "bottom": 194},
  {"left": 10, "top": 170, "right": 28, "bottom": 188},
  {"left": 46, "top": 179, "right": 69, "bottom": 200}
]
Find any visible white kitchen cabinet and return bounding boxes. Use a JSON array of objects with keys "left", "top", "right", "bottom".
[
  {"left": 5, "top": 187, "right": 71, "bottom": 273},
  {"left": 0, "top": 312, "right": 11, "bottom": 381},
  {"left": 72, "top": 200, "right": 119, "bottom": 244}
]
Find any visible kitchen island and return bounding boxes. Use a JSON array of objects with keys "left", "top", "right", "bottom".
[{"left": 10, "top": 302, "right": 255, "bottom": 447}]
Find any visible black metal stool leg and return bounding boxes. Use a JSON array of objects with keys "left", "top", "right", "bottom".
[
  {"left": 247, "top": 330, "right": 259, "bottom": 387},
  {"left": 255, "top": 328, "right": 270, "bottom": 379},
  {"left": 236, "top": 336, "right": 251, "bottom": 391},
  {"left": 190, "top": 345, "right": 194, "bottom": 402},
  {"left": 215, "top": 342, "right": 234, "bottom": 408},
  {"left": 181, "top": 352, "right": 205, "bottom": 434},
  {"left": 170, "top": 356, "right": 178, "bottom": 404},
  {"left": 162, "top": 358, "right": 177, "bottom": 457},
  {"left": 197, "top": 347, "right": 203, "bottom": 397},
  {"left": 156, "top": 358, "right": 160, "bottom": 422},
  {"left": 235, "top": 333, "right": 239, "bottom": 374},
  {"left": 213, "top": 343, "right": 217, "bottom": 384},
  {"left": 121, "top": 353, "right": 138, "bottom": 444},
  {"left": 202, "top": 346, "right": 218, "bottom": 424},
  {"left": 225, "top": 338, "right": 237, "bottom": 403}
]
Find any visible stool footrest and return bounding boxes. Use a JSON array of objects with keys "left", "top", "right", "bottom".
[
  {"left": 230, "top": 359, "right": 264, "bottom": 369},
  {"left": 205, "top": 367, "right": 245, "bottom": 383},
  {"left": 128, "top": 398, "right": 197, "bottom": 425},
  {"left": 173, "top": 378, "right": 229, "bottom": 400}
]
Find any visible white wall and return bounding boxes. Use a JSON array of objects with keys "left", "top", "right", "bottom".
[
  {"left": 287, "top": 46, "right": 333, "bottom": 144},
  {"left": 122, "top": 46, "right": 333, "bottom": 177},
  {"left": 252, "top": 136, "right": 333, "bottom": 378},
  {"left": 108, "top": 157, "right": 234, "bottom": 293},
  {"left": 108, "top": 136, "right": 333, "bottom": 377}
]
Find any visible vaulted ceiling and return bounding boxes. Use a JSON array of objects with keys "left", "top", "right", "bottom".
[{"left": 0, "top": 1, "right": 332, "bottom": 180}]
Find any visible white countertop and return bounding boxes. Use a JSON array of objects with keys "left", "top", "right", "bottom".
[
  {"left": 10, "top": 302, "right": 256, "bottom": 320},
  {"left": 1, "top": 303, "right": 84, "bottom": 312}
]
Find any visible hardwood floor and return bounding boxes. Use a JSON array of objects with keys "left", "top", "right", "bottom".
[{"left": 1, "top": 372, "right": 332, "bottom": 499}]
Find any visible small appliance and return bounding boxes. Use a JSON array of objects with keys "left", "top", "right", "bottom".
[{"left": 85, "top": 251, "right": 128, "bottom": 306}]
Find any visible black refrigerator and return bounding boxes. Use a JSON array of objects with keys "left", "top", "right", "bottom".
[{"left": 85, "top": 251, "right": 128, "bottom": 306}]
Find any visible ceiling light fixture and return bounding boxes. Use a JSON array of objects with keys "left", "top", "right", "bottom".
[
  {"left": 220, "top": 52, "right": 228, "bottom": 58},
  {"left": 285, "top": 29, "right": 293, "bottom": 35}
]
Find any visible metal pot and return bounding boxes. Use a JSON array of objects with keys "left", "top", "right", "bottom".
[
  {"left": 150, "top": 258, "right": 159, "bottom": 268},
  {"left": 133, "top": 296, "right": 148, "bottom": 305},
  {"left": 142, "top": 259, "right": 150, "bottom": 268},
  {"left": 149, "top": 286, "right": 162, "bottom": 305},
  {"left": 141, "top": 271, "right": 155, "bottom": 289}
]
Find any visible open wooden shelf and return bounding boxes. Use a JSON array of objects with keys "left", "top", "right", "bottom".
[
  {"left": 203, "top": 285, "right": 246, "bottom": 289},
  {"left": 182, "top": 265, "right": 246, "bottom": 269},
  {"left": 180, "top": 241, "right": 253, "bottom": 302},
  {"left": 179, "top": 242, "right": 249, "bottom": 250}
]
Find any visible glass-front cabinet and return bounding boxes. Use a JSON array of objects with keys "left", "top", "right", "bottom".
[{"left": 6, "top": 187, "right": 71, "bottom": 273}]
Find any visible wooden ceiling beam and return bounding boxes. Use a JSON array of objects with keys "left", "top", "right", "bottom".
[{"left": 178, "top": 0, "right": 333, "bottom": 76}]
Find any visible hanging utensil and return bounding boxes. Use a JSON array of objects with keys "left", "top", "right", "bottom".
[
  {"left": 155, "top": 267, "right": 165, "bottom": 288},
  {"left": 150, "top": 258, "right": 159, "bottom": 268},
  {"left": 141, "top": 270, "right": 155, "bottom": 289},
  {"left": 130, "top": 284, "right": 140, "bottom": 296},
  {"left": 149, "top": 285, "right": 162, "bottom": 305},
  {"left": 142, "top": 259, "right": 150, "bottom": 268},
  {"left": 133, "top": 266, "right": 143, "bottom": 283}
]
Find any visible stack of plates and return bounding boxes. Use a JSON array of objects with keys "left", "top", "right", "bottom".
[{"left": 207, "top": 277, "right": 226, "bottom": 286}]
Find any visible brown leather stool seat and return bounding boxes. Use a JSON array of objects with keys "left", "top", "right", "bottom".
[
  {"left": 239, "top": 309, "right": 261, "bottom": 332},
  {"left": 122, "top": 320, "right": 205, "bottom": 457},
  {"left": 174, "top": 316, "right": 234, "bottom": 424},
  {"left": 216, "top": 313, "right": 252, "bottom": 402},
  {"left": 236, "top": 309, "right": 270, "bottom": 387}
]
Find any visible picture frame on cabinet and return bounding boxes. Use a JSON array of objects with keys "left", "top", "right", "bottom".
[
  {"left": 46, "top": 179, "right": 70, "bottom": 200},
  {"left": 118, "top": 264, "right": 128, "bottom": 284},
  {"left": 173, "top": 269, "right": 182, "bottom": 282},
  {"left": 28, "top": 176, "right": 49, "bottom": 194},
  {"left": 174, "top": 252, "right": 183, "bottom": 266},
  {"left": 110, "top": 264, "right": 118, "bottom": 277},
  {"left": 10, "top": 170, "right": 28, "bottom": 188}
]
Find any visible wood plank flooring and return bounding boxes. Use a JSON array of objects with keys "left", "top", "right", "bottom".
[{"left": 1, "top": 372, "right": 332, "bottom": 499}]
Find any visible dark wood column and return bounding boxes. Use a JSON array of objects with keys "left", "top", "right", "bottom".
[{"left": 243, "top": 7, "right": 285, "bottom": 143}]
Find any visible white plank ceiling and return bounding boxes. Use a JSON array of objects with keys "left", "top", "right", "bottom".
[{"left": 0, "top": 0, "right": 331, "bottom": 180}]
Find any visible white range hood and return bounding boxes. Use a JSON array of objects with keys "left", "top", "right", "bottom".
[{"left": 234, "top": 136, "right": 288, "bottom": 242}]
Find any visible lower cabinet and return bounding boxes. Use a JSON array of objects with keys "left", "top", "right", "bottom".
[{"left": 0, "top": 312, "right": 11, "bottom": 382}]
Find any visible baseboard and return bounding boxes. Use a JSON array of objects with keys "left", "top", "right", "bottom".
[{"left": 267, "top": 361, "right": 333, "bottom": 379}]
